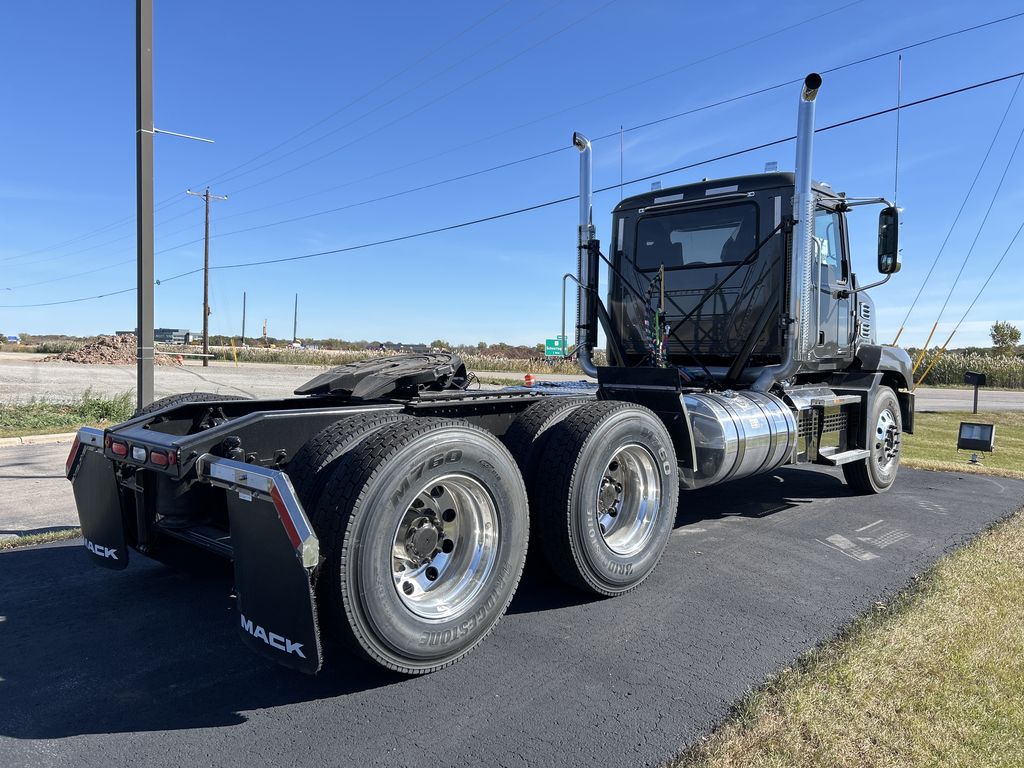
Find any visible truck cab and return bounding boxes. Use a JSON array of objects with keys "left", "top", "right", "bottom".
[{"left": 606, "top": 172, "right": 869, "bottom": 384}]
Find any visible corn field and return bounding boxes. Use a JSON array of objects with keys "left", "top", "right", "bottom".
[{"left": 912, "top": 351, "right": 1024, "bottom": 388}]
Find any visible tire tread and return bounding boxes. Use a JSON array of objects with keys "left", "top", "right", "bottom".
[
  {"left": 534, "top": 400, "right": 676, "bottom": 595},
  {"left": 315, "top": 418, "right": 528, "bottom": 674}
]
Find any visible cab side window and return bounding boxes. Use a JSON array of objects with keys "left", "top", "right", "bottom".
[{"left": 814, "top": 209, "right": 847, "bottom": 283}]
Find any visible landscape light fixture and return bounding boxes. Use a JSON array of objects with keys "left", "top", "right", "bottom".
[{"left": 957, "top": 421, "right": 995, "bottom": 464}]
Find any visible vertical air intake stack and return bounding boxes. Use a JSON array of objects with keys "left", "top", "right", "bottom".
[
  {"left": 753, "top": 73, "right": 822, "bottom": 393},
  {"left": 573, "top": 131, "right": 599, "bottom": 378}
]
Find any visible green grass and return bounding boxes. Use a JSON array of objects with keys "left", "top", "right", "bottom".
[
  {"left": 674, "top": 508, "right": 1024, "bottom": 768},
  {"left": 0, "top": 528, "right": 82, "bottom": 550},
  {"left": 901, "top": 410, "right": 1024, "bottom": 480},
  {"left": 0, "top": 390, "right": 134, "bottom": 438}
]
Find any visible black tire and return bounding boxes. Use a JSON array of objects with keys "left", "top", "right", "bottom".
[
  {"left": 315, "top": 418, "right": 529, "bottom": 674},
  {"left": 502, "top": 397, "right": 590, "bottom": 571},
  {"left": 533, "top": 400, "right": 678, "bottom": 596},
  {"left": 842, "top": 387, "right": 902, "bottom": 494},
  {"left": 502, "top": 397, "right": 590, "bottom": 480},
  {"left": 285, "top": 411, "right": 411, "bottom": 515},
  {"left": 135, "top": 391, "right": 247, "bottom": 417}
]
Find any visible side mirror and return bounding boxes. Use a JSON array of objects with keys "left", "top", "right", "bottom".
[{"left": 877, "top": 205, "right": 901, "bottom": 274}]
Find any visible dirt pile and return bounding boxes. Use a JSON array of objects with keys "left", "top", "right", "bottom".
[{"left": 42, "top": 334, "right": 177, "bottom": 365}]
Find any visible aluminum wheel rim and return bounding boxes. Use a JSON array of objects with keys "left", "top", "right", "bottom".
[
  {"left": 874, "top": 407, "right": 901, "bottom": 472},
  {"left": 391, "top": 473, "right": 499, "bottom": 621},
  {"left": 595, "top": 443, "right": 662, "bottom": 556}
]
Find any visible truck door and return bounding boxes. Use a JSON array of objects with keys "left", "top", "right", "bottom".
[{"left": 812, "top": 208, "right": 852, "bottom": 361}]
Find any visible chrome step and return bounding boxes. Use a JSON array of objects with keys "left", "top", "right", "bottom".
[{"left": 818, "top": 447, "right": 870, "bottom": 466}]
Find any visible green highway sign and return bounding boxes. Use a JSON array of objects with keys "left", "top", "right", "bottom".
[{"left": 544, "top": 336, "right": 566, "bottom": 357}]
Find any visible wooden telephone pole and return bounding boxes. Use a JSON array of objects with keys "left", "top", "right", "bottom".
[{"left": 186, "top": 187, "right": 227, "bottom": 366}]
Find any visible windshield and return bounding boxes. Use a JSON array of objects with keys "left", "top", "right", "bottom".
[{"left": 634, "top": 203, "right": 758, "bottom": 271}]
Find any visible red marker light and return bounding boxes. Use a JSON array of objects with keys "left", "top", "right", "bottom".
[
  {"left": 65, "top": 435, "right": 82, "bottom": 476},
  {"left": 110, "top": 440, "right": 128, "bottom": 457},
  {"left": 150, "top": 451, "right": 168, "bottom": 467}
]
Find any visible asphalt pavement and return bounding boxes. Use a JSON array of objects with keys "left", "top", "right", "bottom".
[{"left": 2, "top": 466, "right": 1021, "bottom": 768}]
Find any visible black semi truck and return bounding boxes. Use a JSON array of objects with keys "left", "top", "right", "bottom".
[{"left": 67, "top": 74, "right": 913, "bottom": 674}]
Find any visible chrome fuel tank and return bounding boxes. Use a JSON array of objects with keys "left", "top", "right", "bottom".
[{"left": 680, "top": 390, "right": 797, "bottom": 489}]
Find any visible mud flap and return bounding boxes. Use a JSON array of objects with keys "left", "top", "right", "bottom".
[
  {"left": 200, "top": 456, "right": 323, "bottom": 674},
  {"left": 70, "top": 434, "right": 128, "bottom": 570}
]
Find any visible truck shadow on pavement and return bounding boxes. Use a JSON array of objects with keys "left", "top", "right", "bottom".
[
  {"left": 675, "top": 466, "right": 855, "bottom": 524},
  {"left": 0, "top": 467, "right": 850, "bottom": 739}
]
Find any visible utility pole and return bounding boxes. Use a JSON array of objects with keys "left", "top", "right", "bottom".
[
  {"left": 293, "top": 293, "right": 298, "bottom": 343},
  {"left": 186, "top": 187, "right": 227, "bottom": 366},
  {"left": 241, "top": 291, "right": 246, "bottom": 346},
  {"left": 135, "top": 0, "right": 154, "bottom": 409}
]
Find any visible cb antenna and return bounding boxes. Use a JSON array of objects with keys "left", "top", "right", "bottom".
[{"left": 893, "top": 54, "right": 903, "bottom": 205}]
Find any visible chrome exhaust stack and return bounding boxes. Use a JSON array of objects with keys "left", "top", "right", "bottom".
[
  {"left": 573, "top": 131, "right": 599, "bottom": 378},
  {"left": 753, "top": 73, "right": 822, "bottom": 393}
]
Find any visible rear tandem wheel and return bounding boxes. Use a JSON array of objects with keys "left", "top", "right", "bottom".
[
  {"left": 532, "top": 400, "right": 679, "bottom": 596},
  {"left": 313, "top": 418, "right": 530, "bottom": 674}
]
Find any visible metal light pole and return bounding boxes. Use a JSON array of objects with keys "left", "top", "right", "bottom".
[
  {"left": 293, "top": 293, "right": 298, "bottom": 343},
  {"left": 136, "top": 0, "right": 155, "bottom": 409},
  {"left": 241, "top": 291, "right": 246, "bottom": 346},
  {"left": 187, "top": 187, "right": 227, "bottom": 366}
]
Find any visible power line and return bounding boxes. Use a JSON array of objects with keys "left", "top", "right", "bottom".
[
  {"left": 7, "top": 68, "right": 1022, "bottom": 310},
  {"left": 8, "top": 8, "right": 1024, "bottom": 273},
  {"left": 1, "top": 0, "right": 519, "bottom": 262},
  {"left": 10, "top": 62, "right": 1024, "bottom": 297},
  {"left": 892, "top": 74, "right": 1023, "bottom": 344},
  {"left": 0, "top": 0, "right": 588, "bottom": 270},
  {"left": 214, "top": 0, "right": 617, "bottom": 197},
  {"left": 195, "top": 0, "right": 518, "bottom": 189},
  {"left": 52, "top": 36, "right": 1024, "bottom": 272},
  {"left": 913, "top": 217, "right": 1024, "bottom": 386},
  {"left": 919, "top": 107, "right": 1024, "bottom": 337},
  {"left": 950, "top": 217, "right": 1024, "bottom": 331}
]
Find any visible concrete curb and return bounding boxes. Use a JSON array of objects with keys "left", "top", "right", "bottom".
[{"left": 0, "top": 432, "right": 78, "bottom": 448}]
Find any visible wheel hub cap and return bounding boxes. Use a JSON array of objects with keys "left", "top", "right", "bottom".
[
  {"left": 874, "top": 408, "right": 901, "bottom": 471},
  {"left": 595, "top": 444, "right": 662, "bottom": 557},
  {"left": 406, "top": 521, "right": 440, "bottom": 561},
  {"left": 391, "top": 474, "right": 499, "bottom": 620}
]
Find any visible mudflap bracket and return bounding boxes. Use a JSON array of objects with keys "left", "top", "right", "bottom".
[{"left": 197, "top": 455, "right": 323, "bottom": 674}]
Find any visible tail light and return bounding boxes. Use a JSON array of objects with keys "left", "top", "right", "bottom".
[
  {"left": 149, "top": 449, "right": 178, "bottom": 467},
  {"left": 109, "top": 439, "right": 128, "bottom": 458}
]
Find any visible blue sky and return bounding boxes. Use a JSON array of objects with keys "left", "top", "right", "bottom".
[{"left": 1, "top": 0, "right": 1023, "bottom": 348}]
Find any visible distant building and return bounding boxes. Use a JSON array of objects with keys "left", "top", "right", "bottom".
[
  {"left": 379, "top": 342, "right": 431, "bottom": 354},
  {"left": 154, "top": 328, "right": 192, "bottom": 345},
  {"left": 116, "top": 328, "right": 193, "bottom": 344}
]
